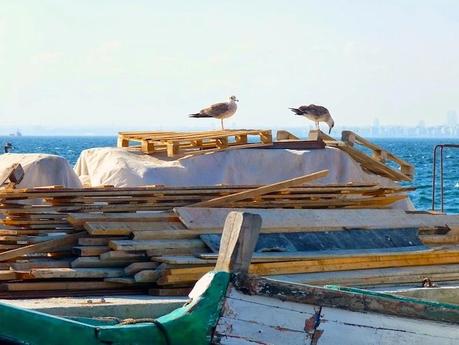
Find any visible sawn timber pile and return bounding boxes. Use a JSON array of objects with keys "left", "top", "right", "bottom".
[{"left": 1, "top": 203, "right": 459, "bottom": 297}]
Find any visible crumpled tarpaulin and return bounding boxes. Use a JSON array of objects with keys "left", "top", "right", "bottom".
[
  {"left": 75, "top": 147, "right": 412, "bottom": 210},
  {"left": 0, "top": 153, "right": 82, "bottom": 188}
]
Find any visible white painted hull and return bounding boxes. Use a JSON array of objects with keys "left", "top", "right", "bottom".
[{"left": 214, "top": 286, "right": 459, "bottom": 345}]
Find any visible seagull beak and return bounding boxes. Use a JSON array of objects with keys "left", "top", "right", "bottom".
[{"left": 236, "top": 99, "right": 239, "bottom": 102}]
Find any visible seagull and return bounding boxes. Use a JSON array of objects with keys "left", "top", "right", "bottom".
[
  {"left": 189, "top": 96, "right": 239, "bottom": 130},
  {"left": 289, "top": 104, "right": 335, "bottom": 134}
]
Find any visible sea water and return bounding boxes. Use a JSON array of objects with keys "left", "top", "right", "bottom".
[{"left": 1, "top": 136, "right": 458, "bottom": 213}]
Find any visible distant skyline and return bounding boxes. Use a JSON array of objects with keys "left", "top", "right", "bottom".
[{"left": 1, "top": 1, "right": 459, "bottom": 134}]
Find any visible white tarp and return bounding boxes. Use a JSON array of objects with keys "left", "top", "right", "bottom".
[
  {"left": 75, "top": 147, "right": 413, "bottom": 209},
  {"left": 75, "top": 147, "right": 404, "bottom": 188},
  {"left": 0, "top": 153, "right": 82, "bottom": 188}
]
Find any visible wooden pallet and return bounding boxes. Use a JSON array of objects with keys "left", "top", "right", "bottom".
[
  {"left": 117, "top": 129, "right": 273, "bottom": 156},
  {"left": 309, "top": 130, "right": 414, "bottom": 182}
]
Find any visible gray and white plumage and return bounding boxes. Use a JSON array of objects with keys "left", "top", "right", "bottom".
[
  {"left": 289, "top": 104, "right": 335, "bottom": 133},
  {"left": 189, "top": 96, "right": 239, "bottom": 130}
]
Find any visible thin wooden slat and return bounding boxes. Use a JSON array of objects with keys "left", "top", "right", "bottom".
[
  {"left": 158, "top": 250, "right": 459, "bottom": 284},
  {"left": 0, "top": 232, "right": 85, "bottom": 262},
  {"left": 99, "top": 251, "right": 147, "bottom": 261},
  {"left": 191, "top": 170, "right": 328, "bottom": 207},
  {"left": 109, "top": 239, "right": 206, "bottom": 252},
  {"left": 0, "top": 271, "right": 17, "bottom": 280},
  {"left": 5, "top": 281, "right": 123, "bottom": 291},
  {"left": 72, "top": 246, "right": 110, "bottom": 257},
  {"left": 71, "top": 257, "right": 139, "bottom": 268},
  {"left": 176, "top": 208, "right": 459, "bottom": 231},
  {"left": 124, "top": 262, "right": 159, "bottom": 275},
  {"left": 18, "top": 268, "right": 125, "bottom": 279}
]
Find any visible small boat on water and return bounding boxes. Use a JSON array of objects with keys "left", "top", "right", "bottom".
[{"left": 0, "top": 211, "right": 458, "bottom": 345}]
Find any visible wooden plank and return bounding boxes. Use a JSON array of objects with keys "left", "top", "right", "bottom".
[
  {"left": 104, "top": 277, "right": 136, "bottom": 284},
  {"left": 72, "top": 246, "right": 110, "bottom": 256},
  {"left": 124, "top": 262, "right": 159, "bottom": 275},
  {"left": 5, "top": 281, "right": 123, "bottom": 291},
  {"left": 215, "top": 212, "right": 262, "bottom": 273},
  {"left": 201, "top": 228, "right": 424, "bottom": 253},
  {"left": 134, "top": 270, "right": 161, "bottom": 283},
  {"left": 176, "top": 207, "right": 459, "bottom": 230},
  {"left": 78, "top": 237, "right": 129, "bottom": 246},
  {"left": 199, "top": 247, "right": 430, "bottom": 262},
  {"left": 10, "top": 259, "right": 71, "bottom": 270},
  {"left": 148, "top": 287, "right": 192, "bottom": 296},
  {"left": 71, "top": 257, "right": 139, "bottom": 268},
  {"left": 191, "top": 170, "right": 328, "bottom": 207},
  {"left": 0, "top": 270, "right": 16, "bottom": 280},
  {"left": 132, "top": 230, "right": 203, "bottom": 240},
  {"left": 109, "top": 239, "right": 206, "bottom": 252},
  {"left": 159, "top": 250, "right": 459, "bottom": 284},
  {"left": 271, "top": 264, "right": 459, "bottom": 286},
  {"left": 19, "top": 268, "right": 125, "bottom": 279},
  {"left": 153, "top": 255, "right": 214, "bottom": 265},
  {"left": 243, "top": 275, "right": 459, "bottom": 325},
  {"left": 85, "top": 221, "right": 186, "bottom": 235},
  {"left": 99, "top": 251, "right": 147, "bottom": 261},
  {"left": 68, "top": 211, "right": 178, "bottom": 227},
  {"left": 0, "top": 232, "right": 85, "bottom": 262},
  {"left": 146, "top": 247, "right": 208, "bottom": 256}
]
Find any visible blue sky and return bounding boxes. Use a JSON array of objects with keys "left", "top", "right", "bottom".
[{"left": 1, "top": 1, "right": 459, "bottom": 134}]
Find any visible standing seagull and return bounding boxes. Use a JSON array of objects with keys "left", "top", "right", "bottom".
[
  {"left": 289, "top": 104, "right": 334, "bottom": 134},
  {"left": 189, "top": 96, "right": 239, "bottom": 130}
]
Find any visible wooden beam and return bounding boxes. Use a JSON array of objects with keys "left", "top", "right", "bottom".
[
  {"left": 109, "top": 239, "right": 206, "bottom": 252},
  {"left": 0, "top": 232, "right": 85, "bottom": 262},
  {"left": 176, "top": 207, "right": 459, "bottom": 231},
  {"left": 215, "top": 211, "right": 262, "bottom": 274},
  {"left": 191, "top": 170, "right": 328, "bottom": 208}
]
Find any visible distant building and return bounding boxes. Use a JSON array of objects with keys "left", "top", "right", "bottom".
[{"left": 447, "top": 110, "right": 457, "bottom": 127}]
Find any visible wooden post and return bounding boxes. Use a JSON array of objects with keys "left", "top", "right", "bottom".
[
  {"left": 117, "top": 135, "right": 130, "bottom": 148},
  {"left": 215, "top": 212, "right": 262, "bottom": 274},
  {"left": 141, "top": 141, "right": 155, "bottom": 154},
  {"left": 166, "top": 142, "right": 179, "bottom": 157}
]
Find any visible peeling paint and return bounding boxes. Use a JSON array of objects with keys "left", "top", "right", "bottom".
[{"left": 304, "top": 307, "right": 323, "bottom": 345}]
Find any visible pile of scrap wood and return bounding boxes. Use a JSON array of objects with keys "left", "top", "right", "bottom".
[
  {"left": 1, "top": 207, "right": 459, "bottom": 298},
  {"left": 0, "top": 171, "right": 413, "bottom": 219}
]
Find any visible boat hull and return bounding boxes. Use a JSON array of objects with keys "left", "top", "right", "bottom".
[{"left": 214, "top": 286, "right": 459, "bottom": 345}]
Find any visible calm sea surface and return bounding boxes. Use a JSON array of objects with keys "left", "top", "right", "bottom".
[{"left": 1, "top": 136, "right": 459, "bottom": 213}]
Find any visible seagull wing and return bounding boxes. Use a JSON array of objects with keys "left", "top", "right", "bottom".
[
  {"left": 201, "top": 102, "right": 230, "bottom": 117},
  {"left": 298, "top": 104, "right": 330, "bottom": 115}
]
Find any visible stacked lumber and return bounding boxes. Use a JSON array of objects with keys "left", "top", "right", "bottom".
[
  {"left": 1, "top": 208, "right": 459, "bottom": 297},
  {"left": 0, "top": 183, "right": 412, "bottom": 216},
  {"left": 117, "top": 129, "right": 273, "bottom": 156}
]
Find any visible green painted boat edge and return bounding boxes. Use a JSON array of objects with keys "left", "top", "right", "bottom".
[
  {"left": 326, "top": 285, "right": 459, "bottom": 310},
  {"left": 0, "top": 271, "right": 229, "bottom": 345}
]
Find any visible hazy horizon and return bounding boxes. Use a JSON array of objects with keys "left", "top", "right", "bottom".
[{"left": 2, "top": 1, "right": 459, "bottom": 133}]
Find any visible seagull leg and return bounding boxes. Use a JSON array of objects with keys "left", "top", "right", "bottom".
[
  {"left": 221, "top": 119, "right": 224, "bottom": 130},
  {"left": 315, "top": 122, "right": 319, "bottom": 130}
]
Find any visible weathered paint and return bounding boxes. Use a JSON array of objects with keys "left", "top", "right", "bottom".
[
  {"left": 238, "top": 275, "right": 459, "bottom": 324},
  {"left": 214, "top": 285, "right": 459, "bottom": 345},
  {"left": 0, "top": 271, "right": 229, "bottom": 345}
]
